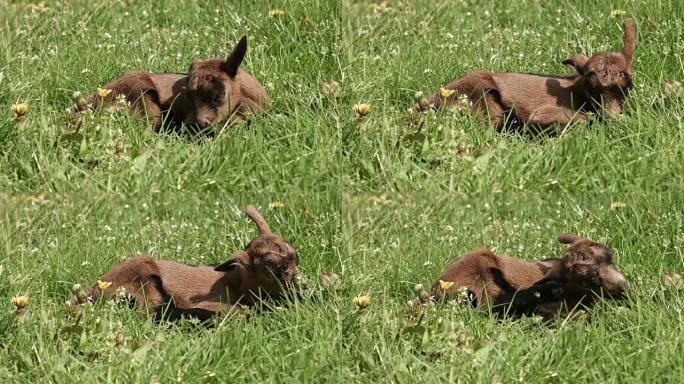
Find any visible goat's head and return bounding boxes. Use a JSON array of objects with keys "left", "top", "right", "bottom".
[
  {"left": 185, "top": 36, "right": 249, "bottom": 130},
  {"left": 215, "top": 205, "right": 299, "bottom": 303},
  {"left": 556, "top": 233, "right": 629, "bottom": 299},
  {"left": 562, "top": 18, "right": 636, "bottom": 117}
]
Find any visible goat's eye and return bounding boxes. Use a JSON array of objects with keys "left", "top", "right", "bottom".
[{"left": 208, "top": 96, "right": 223, "bottom": 108}]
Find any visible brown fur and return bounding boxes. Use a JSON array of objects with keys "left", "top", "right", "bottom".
[
  {"left": 72, "top": 36, "right": 268, "bottom": 133},
  {"left": 419, "top": 19, "right": 636, "bottom": 132},
  {"left": 75, "top": 205, "right": 297, "bottom": 321},
  {"left": 431, "top": 233, "right": 629, "bottom": 319}
]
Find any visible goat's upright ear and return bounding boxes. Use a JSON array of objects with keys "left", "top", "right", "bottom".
[
  {"left": 558, "top": 233, "right": 587, "bottom": 245},
  {"left": 562, "top": 54, "right": 589, "bottom": 75},
  {"left": 622, "top": 18, "right": 636, "bottom": 65},
  {"left": 215, "top": 250, "right": 250, "bottom": 272},
  {"left": 221, "top": 36, "right": 248, "bottom": 78}
]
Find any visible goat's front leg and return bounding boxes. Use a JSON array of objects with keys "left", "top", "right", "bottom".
[{"left": 491, "top": 278, "right": 563, "bottom": 318}]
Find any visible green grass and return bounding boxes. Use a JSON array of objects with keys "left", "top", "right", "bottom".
[{"left": 1, "top": 0, "right": 683, "bottom": 382}]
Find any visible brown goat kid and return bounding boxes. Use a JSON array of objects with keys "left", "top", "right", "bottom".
[
  {"left": 74, "top": 205, "right": 297, "bottom": 322},
  {"left": 431, "top": 234, "right": 629, "bottom": 320},
  {"left": 419, "top": 19, "right": 636, "bottom": 132},
  {"left": 72, "top": 36, "right": 268, "bottom": 133}
]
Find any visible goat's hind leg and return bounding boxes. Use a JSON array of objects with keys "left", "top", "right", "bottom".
[
  {"left": 471, "top": 90, "right": 506, "bottom": 129},
  {"left": 78, "top": 256, "right": 166, "bottom": 312}
]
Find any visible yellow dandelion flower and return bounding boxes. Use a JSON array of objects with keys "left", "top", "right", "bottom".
[
  {"left": 439, "top": 86, "right": 456, "bottom": 99},
  {"left": 439, "top": 280, "right": 455, "bottom": 291},
  {"left": 610, "top": 9, "right": 627, "bottom": 17},
  {"left": 96, "top": 88, "right": 113, "bottom": 98},
  {"left": 269, "top": 9, "right": 285, "bottom": 18},
  {"left": 10, "top": 295, "right": 30, "bottom": 311},
  {"left": 11, "top": 103, "right": 30, "bottom": 118},
  {"left": 368, "top": 1, "right": 388, "bottom": 13},
  {"left": 97, "top": 280, "right": 113, "bottom": 291},
  {"left": 611, "top": 202, "right": 627, "bottom": 209},
  {"left": 353, "top": 295, "right": 372, "bottom": 310},
  {"left": 270, "top": 201, "right": 286, "bottom": 209},
  {"left": 353, "top": 103, "right": 373, "bottom": 117}
]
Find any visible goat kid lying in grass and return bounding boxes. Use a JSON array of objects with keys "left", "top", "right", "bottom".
[
  {"left": 71, "top": 36, "right": 268, "bottom": 134},
  {"left": 430, "top": 234, "right": 630, "bottom": 321},
  {"left": 71, "top": 205, "right": 298, "bottom": 323},
  {"left": 417, "top": 19, "right": 636, "bottom": 133}
]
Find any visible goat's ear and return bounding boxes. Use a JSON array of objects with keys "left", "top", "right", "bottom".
[
  {"left": 622, "top": 18, "right": 636, "bottom": 65},
  {"left": 558, "top": 233, "right": 587, "bottom": 245},
  {"left": 221, "top": 36, "right": 248, "bottom": 78},
  {"left": 585, "top": 71, "right": 599, "bottom": 88},
  {"left": 244, "top": 205, "right": 271, "bottom": 235},
  {"left": 541, "top": 265, "right": 562, "bottom": 280},
  {"left": 215, "top": 250, "right": 249, "bottom": 272},
  {"left": 562, "top": 54, "right": 589, "bottom": 74}
]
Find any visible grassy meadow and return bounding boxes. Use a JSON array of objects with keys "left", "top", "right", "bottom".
[{"left": 1, "top": 0, "right": 683, "bottom": 382}]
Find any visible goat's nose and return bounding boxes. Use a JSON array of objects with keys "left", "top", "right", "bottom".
[
  {"left": 609, "top": 278, "right": 630, "bottom": 299},
  {"left": 196, "top": 118, "right": 211, "bottom": 129},
  {"left": 619, "top": 280, "right": 630, "bottom": 293}
]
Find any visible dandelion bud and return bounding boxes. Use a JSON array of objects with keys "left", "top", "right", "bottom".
[
  {"left": 72, "top": 91, "right": 82, "bottom": 100},
  {"left": 419, "top": 290, "right": 430, "bottom": 302},
  {"left": 115, "top": 330, "right": 125, "bottom": 346},
  {"left": 414, "top": 283, "right": 424, "bottom": 293},
  {"left": 76, "top": 289, "right": 88, "bottom": 303},
  {"left": 77, "top": 97, "right": 88, "bottom": 108},
  {"left": 457, "top": 329, "right": 468, "bottom": 346},
  {"left": 72, "top": 283, "right": 82, "bottom": 293}
]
